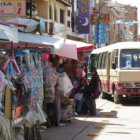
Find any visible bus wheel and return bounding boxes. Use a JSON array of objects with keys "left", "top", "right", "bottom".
[{"left": 114, "top": 90, "right": 122, "bottom": 104}]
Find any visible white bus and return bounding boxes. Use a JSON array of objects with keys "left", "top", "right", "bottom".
[{"left": 88, "top": 42, "right": 140, "bottom": 103}]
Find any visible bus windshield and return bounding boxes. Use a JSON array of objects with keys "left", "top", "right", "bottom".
[
  {"left": 88, "top": 54, "right": 99, "bottom": 70},
  {"left": 120, "top": 49, "right": 140, "bottom": 69}
]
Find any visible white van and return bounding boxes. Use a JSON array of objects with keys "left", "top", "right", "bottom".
[{"left": 88, "top": 42, "right": 140, "bottom": 103}]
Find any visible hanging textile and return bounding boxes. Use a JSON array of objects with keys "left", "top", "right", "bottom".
[
  {"left": 4, "top": 86, "right": 12, "bottom": 119},
  {"left": 43, "top": 63, "right": 57, "bottom": 103},
  {"left": 16, "top": 50, "right": 44, "bottom": 111}
]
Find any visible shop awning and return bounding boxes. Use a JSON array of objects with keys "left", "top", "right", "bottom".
[
  {"left": 55, "top": 43, "right": 78, "bottom": 60},
  {"left": 65, "top": 39, "right": 95, "bottom": 51},
  {"left": 0, "top": 30, "right": 64, "bottom": 51},
  {"left": 53, "top": 37, "right": 95, "bottom": 60}
]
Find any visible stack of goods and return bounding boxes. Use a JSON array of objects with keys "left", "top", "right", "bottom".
[
  {"left": 60, "top": 96, "right": 75, "bottom": 123},
  {"left": 57, "top": 73, "right": 75, "bottom": 123}
]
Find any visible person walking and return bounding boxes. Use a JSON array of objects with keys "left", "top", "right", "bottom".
[{"left": 86, "top": 67, "right": 101, "bottom": 116}]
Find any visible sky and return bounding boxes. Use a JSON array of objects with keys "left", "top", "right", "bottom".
[{"left": 112, "top": 0, "right": 140, "bottom": 34}]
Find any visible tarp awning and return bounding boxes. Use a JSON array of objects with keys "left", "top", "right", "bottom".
[
  {"left": 65, "top": 39, "right": 95, "bottom": 51},
  {"left": 0, "top": 30, "right": 64, "bottom": 49},
  {"left": 55, "top": 43, "right": 78, "bottom": 60}
]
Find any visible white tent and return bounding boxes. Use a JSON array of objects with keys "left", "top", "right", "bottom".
[{"left": 55, "top": 43, "right": 78, "bottom": 60}]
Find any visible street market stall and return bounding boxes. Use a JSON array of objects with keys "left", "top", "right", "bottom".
[
  {"left": 0, "top": 24, "right": 78, "bottom": 140},
  {"left": 0, "top": 24, "right": 66, "bottom": 140}
]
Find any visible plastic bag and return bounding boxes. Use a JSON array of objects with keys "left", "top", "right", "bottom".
[
  {"left": 24, "top": 111, "right": 40, "bottom": 126},
  {"left": 37, "top": 103, "right": 47, "bottom": 124},
  {"left": 5, "top": 79, "right": 16, "bottom": 91},
  {"left": 57, "top": 72, "right": 73, "bottom": 95},
  {"left": 14, "top": 124, "right": 25, "bottom": 140}
]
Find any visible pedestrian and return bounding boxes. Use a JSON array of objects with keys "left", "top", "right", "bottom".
[
  {"left": 73, "top": 78, "right": 87, "bottom": 114},
  {"left": 86, "top": 67, "right": 101, "bottom": 116}
]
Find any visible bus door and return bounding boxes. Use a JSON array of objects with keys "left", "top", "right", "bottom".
[
  {"left": 107, "top": 52, "right": 111, "bottom": 92},
  {"left": 110, "top": 49, "right": 119, "bottom": 93},
  {"left": 100, "top": 52, "right": 108, "bottom": 92}
]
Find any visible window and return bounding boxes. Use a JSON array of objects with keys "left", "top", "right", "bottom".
[
  {"left": 67, "top": 21, "right": 70, "bottom": 27},
  {"left": 45, "top": 22, "right": 48, "bottom": 33},
  {"left": 49, "top": 23, "right": 53, "bottom": 35},
  {"left": 112, "top": 49, "right": 118, "bottom": 68},
  {"left": 120, "top": 49, "right": 140, "bottom": 69},
  {"left": 102, "top": 52, "right": 107, "bottom": 69},
  {"left": 49, "top": 5, "right": 52, "bottom": 20},
  {"left": 67, "top": 10, "right": 70, "bottom": 17},
  {"left": 98, "top": 53, "right": 104, "bottom": 69},
  {"left": 89, "top": 54, "right": 99, "bottom": 70},
  {"left": 60, "top": 9, "right": 65, "bottom": 24},
  {"left": 54, "top": 7, "right": 57, "bottom": 21}
]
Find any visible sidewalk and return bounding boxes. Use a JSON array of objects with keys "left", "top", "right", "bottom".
[
  {"left": 41, "top": 98, "right": 140, "bottom": 140},
  {"left": 41, "top": 99, "right": 119, "bottom": 140}
]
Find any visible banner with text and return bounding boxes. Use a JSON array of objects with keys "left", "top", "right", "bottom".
[
  {"left": 77, "top": 0, "right": 90, "bottom": 34},
  {"left": 91, "top": 9, "right": 110, "bottom": 25},
  {"left": 0, "top": 0, "right": 26, "bottom": 17}
]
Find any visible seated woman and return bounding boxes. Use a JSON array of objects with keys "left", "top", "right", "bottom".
[{"left": 73, "top": 78, "right": 87, "bottom": 114}]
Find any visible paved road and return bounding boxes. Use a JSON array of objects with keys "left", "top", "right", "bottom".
[{"left": 41, "top": 98, "right": 140, "bottom": 140}]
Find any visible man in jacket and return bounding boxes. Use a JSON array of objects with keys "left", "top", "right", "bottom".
[{"left": 86, "top": 67, "right": 100, "bottom": 116}]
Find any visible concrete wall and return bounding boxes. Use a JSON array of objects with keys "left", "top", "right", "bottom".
[
  {"left": 125, "top": 6, "right": 138, "bottom": 41},
  {"left": 34, "top": 0, "right": 69, "bottom": 37}
]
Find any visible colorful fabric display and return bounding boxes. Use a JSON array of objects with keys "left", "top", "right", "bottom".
[
  {"left": 2, "top": 57, "right": 11, "bottom": 71},
  {"left": 0, "top": 70, "right": 15, "bottom": 110},
  {"left": 42, "top": 53, "right": 50, "bottom": 62},
  {"left": 4, "top": 57, "right": 21, "bottom": 80},
  {"left": 15, "top": 50, "right": 44, "bottom": 111},
  {"left": 43, "top": 63, "right": 57, "bottom": 103}
]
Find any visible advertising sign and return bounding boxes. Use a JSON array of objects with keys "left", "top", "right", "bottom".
[
  {"left": 77, "top": 0, "right": 90, "bottom": 34},
  {"left": 94, "top": 23, "right": 99, "bottom": 43},
  {"left": 0, "top": 0, "right": 26, "bottom": 17},
  {"left": 99, "top": 23, "right": 106, "bottom": 44},
  {"left": 91, "top": 9, "right": 110, "bottom": 25}
]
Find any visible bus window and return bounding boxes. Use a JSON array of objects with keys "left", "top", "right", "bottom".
[
  {"left": 89, "top": 54, "right": 98, "bottom": 69},
  {"left": 112, "top": 49, "right": 118, "bottom": 69},
  {"left": 120, "top": 49, "right": 140, "bottom": 69},
  {"left": 98, "top": 53, "right": 103, "bottom": 69},
  {"left": 102, "top": 52, "right": 107, "bottom": 69}
]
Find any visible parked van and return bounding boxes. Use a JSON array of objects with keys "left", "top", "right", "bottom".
[{"left": 88, "top": 42, "right": 140, "bottom": 103}]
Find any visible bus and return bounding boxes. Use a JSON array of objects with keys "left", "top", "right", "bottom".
[{"left": 88, "top": 42, "right": 140, "bottom": 104}]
